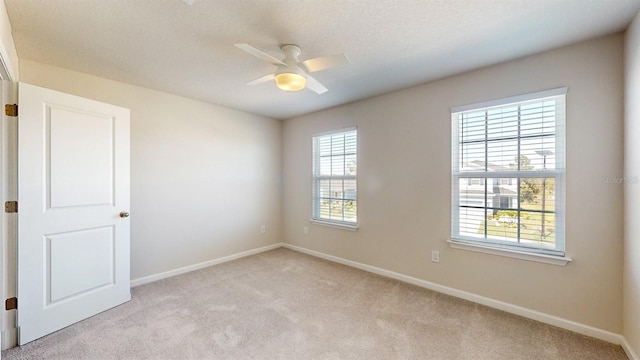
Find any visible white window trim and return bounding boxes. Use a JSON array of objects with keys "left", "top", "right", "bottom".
[
  {"left": 312, "top": 126, "right": 356, "bottom": 137},
  {"left": 450, "top": 87, "right": 567, "bottom": 261},
  {"left": 310, "top": 219, "right": 359, "bottom": 231},
  {"left": 451, "top": 87, "right": 568, "bottom": 113},
  {"left": 311, "top": 127, "right": 358, "bottom": 229},
  {"left": 447, "top": 240, "right": 572, "bottom": 266}
]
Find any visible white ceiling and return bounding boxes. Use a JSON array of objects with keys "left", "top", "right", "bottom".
[{"left": 5, "top": 0, "right": 640, "bottom": 120}]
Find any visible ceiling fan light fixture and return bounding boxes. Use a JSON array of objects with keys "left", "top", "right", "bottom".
[
  {"left": 236, "top": 43, "right": 347, "bottom": 94},
  {"left": 275, "top": 72, "right": 306, "bottom": 91}
]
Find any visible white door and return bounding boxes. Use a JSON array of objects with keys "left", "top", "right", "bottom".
[{"left": 17, "top": 83, "right": 130, "bottom": 345}]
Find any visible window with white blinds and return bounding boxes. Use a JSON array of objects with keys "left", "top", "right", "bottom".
[
  {"left": 312, "top": 128, "right": 357, "bottom": 227},
  {"left": 451, "top": 88, "right": 566, "bottom": 256}
]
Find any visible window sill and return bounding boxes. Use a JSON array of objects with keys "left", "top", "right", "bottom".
[
  {"left": 310, "top": 219, "right": 358, "bottom": 231},
  {"left": 447, "top": 239, "right": 572, "bottom": 266}
]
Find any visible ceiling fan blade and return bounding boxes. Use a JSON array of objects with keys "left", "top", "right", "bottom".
[
  {"left": 302, "top": 53, "right": 350, "bottom": 73},
  {"left": 235, "top": 43, "right": 286, "bottom": 66},
  {"left": 246, "top": 74, "right": 275, "bottom": 86},
  {"left": 305, "top": 74, "right": 328, "bottom": 94}
]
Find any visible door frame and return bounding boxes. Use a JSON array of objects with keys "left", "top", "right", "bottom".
[
  {"left": 0, "top": 34, "right": 18, "bottom": 352},
  {"left": 1, "top": 79, "right": 17, "bottom": 350},
  {"left": 0, "top": 1, "right": 24, "bottom": 349}
]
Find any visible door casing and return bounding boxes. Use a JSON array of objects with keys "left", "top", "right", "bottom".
[{"left": 1, "top": 80, "right": 18, "bottom": 350}]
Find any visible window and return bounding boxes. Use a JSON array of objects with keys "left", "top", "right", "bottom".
[
  {"left": 312, "top": 128, "right": 357, "bottom": 228},
  {"left": 451, "top": 88, "right": 566, "bottom": 257}
]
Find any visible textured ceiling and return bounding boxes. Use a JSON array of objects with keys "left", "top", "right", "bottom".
[{"left": 5, "top": 0, "right": 640, "bottom": 119}]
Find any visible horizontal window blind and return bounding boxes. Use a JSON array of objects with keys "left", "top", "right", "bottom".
[
  {"left": 312, "top": 128, "right": 357, "bottom": 225},
  {"left": 451, "top": 88, "right": 566, "bottom": 255}
]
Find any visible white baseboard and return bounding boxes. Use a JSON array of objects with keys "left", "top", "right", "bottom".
[
  {"left": 130, "top": 243, "right": 283, "bottom": 287},
  {"left": 623, "top": 337, "right": 640, "bottom": 360},
  {"left": 282, "top": 243, "right": 627, "bottom": 347}
]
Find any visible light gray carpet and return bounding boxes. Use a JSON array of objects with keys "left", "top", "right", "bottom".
[{"left": 1, "top": 248, "right": 628, "bottom": 359}]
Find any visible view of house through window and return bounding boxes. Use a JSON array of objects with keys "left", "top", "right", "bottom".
[
  {"left": 312, "top": 128, "right": 357, "bottom": 226},
  {"left": 451, "top": 89, "right": 566, "bottom": 255}
]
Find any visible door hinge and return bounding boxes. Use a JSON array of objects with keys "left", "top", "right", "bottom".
[
  {"left": 5, "top": 297, "right": 17, "bottom": 310},
  {"left": 4, "top": 104, "right": 17, "bottom": 117},
  {"left": 5, "top": 201, "right": 17, "bottom": 213}
]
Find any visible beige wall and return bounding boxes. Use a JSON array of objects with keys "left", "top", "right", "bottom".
[
  {"left": 624, "top": 11, "right": 640, "bottom": 357},
  {"left": 283, "top": 34, "right": 624, "bottom": 333},
  {"left": 19, "top": 60, "right": 283, "bottom": 280}
]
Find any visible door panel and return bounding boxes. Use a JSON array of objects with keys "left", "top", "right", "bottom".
[
  {"left": 18, "top": 83, "right": 130, "bottom": 345},
  {"left": 48, "top": 226, "right": 114, "bottom": 303},
  {"left": 48, "top": 105, "right": 115, "bottom": 208}
]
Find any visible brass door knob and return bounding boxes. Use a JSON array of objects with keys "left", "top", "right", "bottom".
[{"left": 119, "top": 211, "right": 130, "bottom": 218}]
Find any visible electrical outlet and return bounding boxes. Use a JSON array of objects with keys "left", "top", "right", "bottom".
[
  {"left": 303, "top": 226, "right": 309, "bottom": 235},
  {"left": 431, "top": 250, "right": 440, "bottom": 263},
  {"left": 260, "top": 225, "right": 266, "bottom": 233}
]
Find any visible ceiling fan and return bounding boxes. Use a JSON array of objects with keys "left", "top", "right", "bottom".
[{"left": 235, "top": 43, "right": 350, "bottom": 94}]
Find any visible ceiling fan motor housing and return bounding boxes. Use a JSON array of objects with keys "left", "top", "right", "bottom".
[
  {"left": 275, "top": 44, "right": 307, "bottom": 91},
  {"left": 276, "top": 45, "right": 307, "bottom": 76}
]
